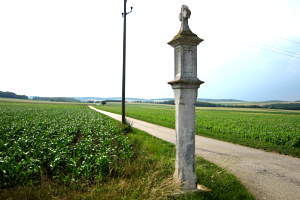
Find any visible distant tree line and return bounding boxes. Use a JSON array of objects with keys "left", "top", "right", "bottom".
[
  {"left": 32, "top": 97, "right": 80, "bottom": 102},
  {"left": 262, "top": 103, "right": 300, "bottom": 110},
  {"left": 106, "top": 100, "right": 122, "bottom": 103},
  {"left": 213, "top": 103, "right": 300, "bottom": 110},
  {"left": 157, "top": 100, "right": 174, "bottom": 105},
  {"left": 87, "top": 100, "right": 107, "bottom": 105},
  {"left": 155, "top": 100, "right": 300, "bottom": 110},
  {"left": 0, "top": 91, "right": 28, "bottom": 99}
]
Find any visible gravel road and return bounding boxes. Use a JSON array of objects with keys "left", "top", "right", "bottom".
[{"left": 89, "top": 106, "right": 300, "bottom": 200}]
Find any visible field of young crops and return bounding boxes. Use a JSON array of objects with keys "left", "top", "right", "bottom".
[
  {"left": 0, "top": 100, "right": 256, "bottom": 200},
  {"left": 0, "top": 101, "right": 132, "bottom": 188},
  {"left": 96, "top": 103, "right": 300, "bottom": 156}
]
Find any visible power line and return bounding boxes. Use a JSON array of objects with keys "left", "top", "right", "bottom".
[
  {"left": 280, "top": 37, "right": 300, "bottom": 45},
  {"left": 247, "top": 43, "right": 300, "bottom": 59},
  {"left": 260, "top": 44, "right": 300, "bottom": 57}
]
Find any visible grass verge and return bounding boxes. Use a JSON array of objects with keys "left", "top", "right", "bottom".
[{"left": 0, "top": 128, "right": 255, "bottom": 200}]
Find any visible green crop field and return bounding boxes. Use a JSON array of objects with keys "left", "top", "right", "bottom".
[
  {"left": 96, "top": 103, "right": 300, "bottom": 157},
  {"left": 0, "top": 100, "right": 255, "bottom": 200},
  {"left": 0, "top": 101, "right": 132, "bottom": 188}
]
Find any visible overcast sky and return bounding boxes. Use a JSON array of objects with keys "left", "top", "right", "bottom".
[{"left": 0, "top": 0, "right": 299, "bottom": 101}]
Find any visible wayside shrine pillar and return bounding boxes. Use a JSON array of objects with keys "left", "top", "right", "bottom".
[{"left": 168, "top": 5, "right": 204, "bottom": 191}]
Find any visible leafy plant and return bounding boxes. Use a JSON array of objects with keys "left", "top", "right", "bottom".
[{"left": 0, "top": 102, "right": 133, "bottom": 188}]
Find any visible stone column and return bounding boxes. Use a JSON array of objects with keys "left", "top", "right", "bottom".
[{"left": 168, "top": 5, "right": 204, "bottom": 191}]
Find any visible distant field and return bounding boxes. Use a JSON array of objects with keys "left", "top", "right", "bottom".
[
  {"left": 0, "top": 97, "right": 90, "bottom": 105},
  {"left": 196, "top": 106, "right": 300, "bottom": 113},
  {"left": 96, "top": 103, "right": 300, "bottom": 157},
  {"left": 207, "top": 101, "right": 293, "bottom": 105}
]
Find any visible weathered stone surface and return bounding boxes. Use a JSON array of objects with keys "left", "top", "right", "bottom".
[
  {"left": 168, "top": 5, "right": 203, "bottom": 47},
  {"left": 168, "top": 5, "right": 204, "bottom": 191},
  {"left": 173, "top": 88, "right": 198, "bottom": 190}
]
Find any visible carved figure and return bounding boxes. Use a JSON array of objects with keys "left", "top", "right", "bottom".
[{"left": 179, "top": 5, "right": 191, "bottom": 32}]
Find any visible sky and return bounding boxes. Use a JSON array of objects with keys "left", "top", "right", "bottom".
[{"left": 0, "top": 0, "right": 299, "bottom": 101}]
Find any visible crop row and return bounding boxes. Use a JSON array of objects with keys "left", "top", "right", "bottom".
[
  {"left": 0, "top": 102, "right": 132, "bottom": 188},
  {"left": 196, "top": 110, "right": 300, "bottom": 148}
]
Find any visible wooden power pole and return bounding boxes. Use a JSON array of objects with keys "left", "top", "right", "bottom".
[{"left": 122, "top": 0, "right": 133, "bottom": 124}]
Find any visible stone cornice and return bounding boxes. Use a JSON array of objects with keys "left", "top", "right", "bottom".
[
  {"left": 168, "top": 30, "right": 203, "bottom": 47},
  {"left": 168, "top": 78, "right": 204, "bottom": 89}
]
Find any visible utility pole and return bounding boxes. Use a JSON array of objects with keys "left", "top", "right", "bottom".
[{"left": 122, "top": 0, "right": 133, "bottom": 124}]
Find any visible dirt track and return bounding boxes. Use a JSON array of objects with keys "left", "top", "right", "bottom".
[{"left": 89, "top": 106, "right": 300, "bottom": 200}]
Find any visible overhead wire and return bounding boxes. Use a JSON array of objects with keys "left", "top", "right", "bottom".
[{"left": 246, "top": 39, "right": 300, "bottom": 59}]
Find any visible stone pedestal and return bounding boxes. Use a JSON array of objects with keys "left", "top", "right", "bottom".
[{"left": 168, "top": 5, "right": 204, "bottom": 191}]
